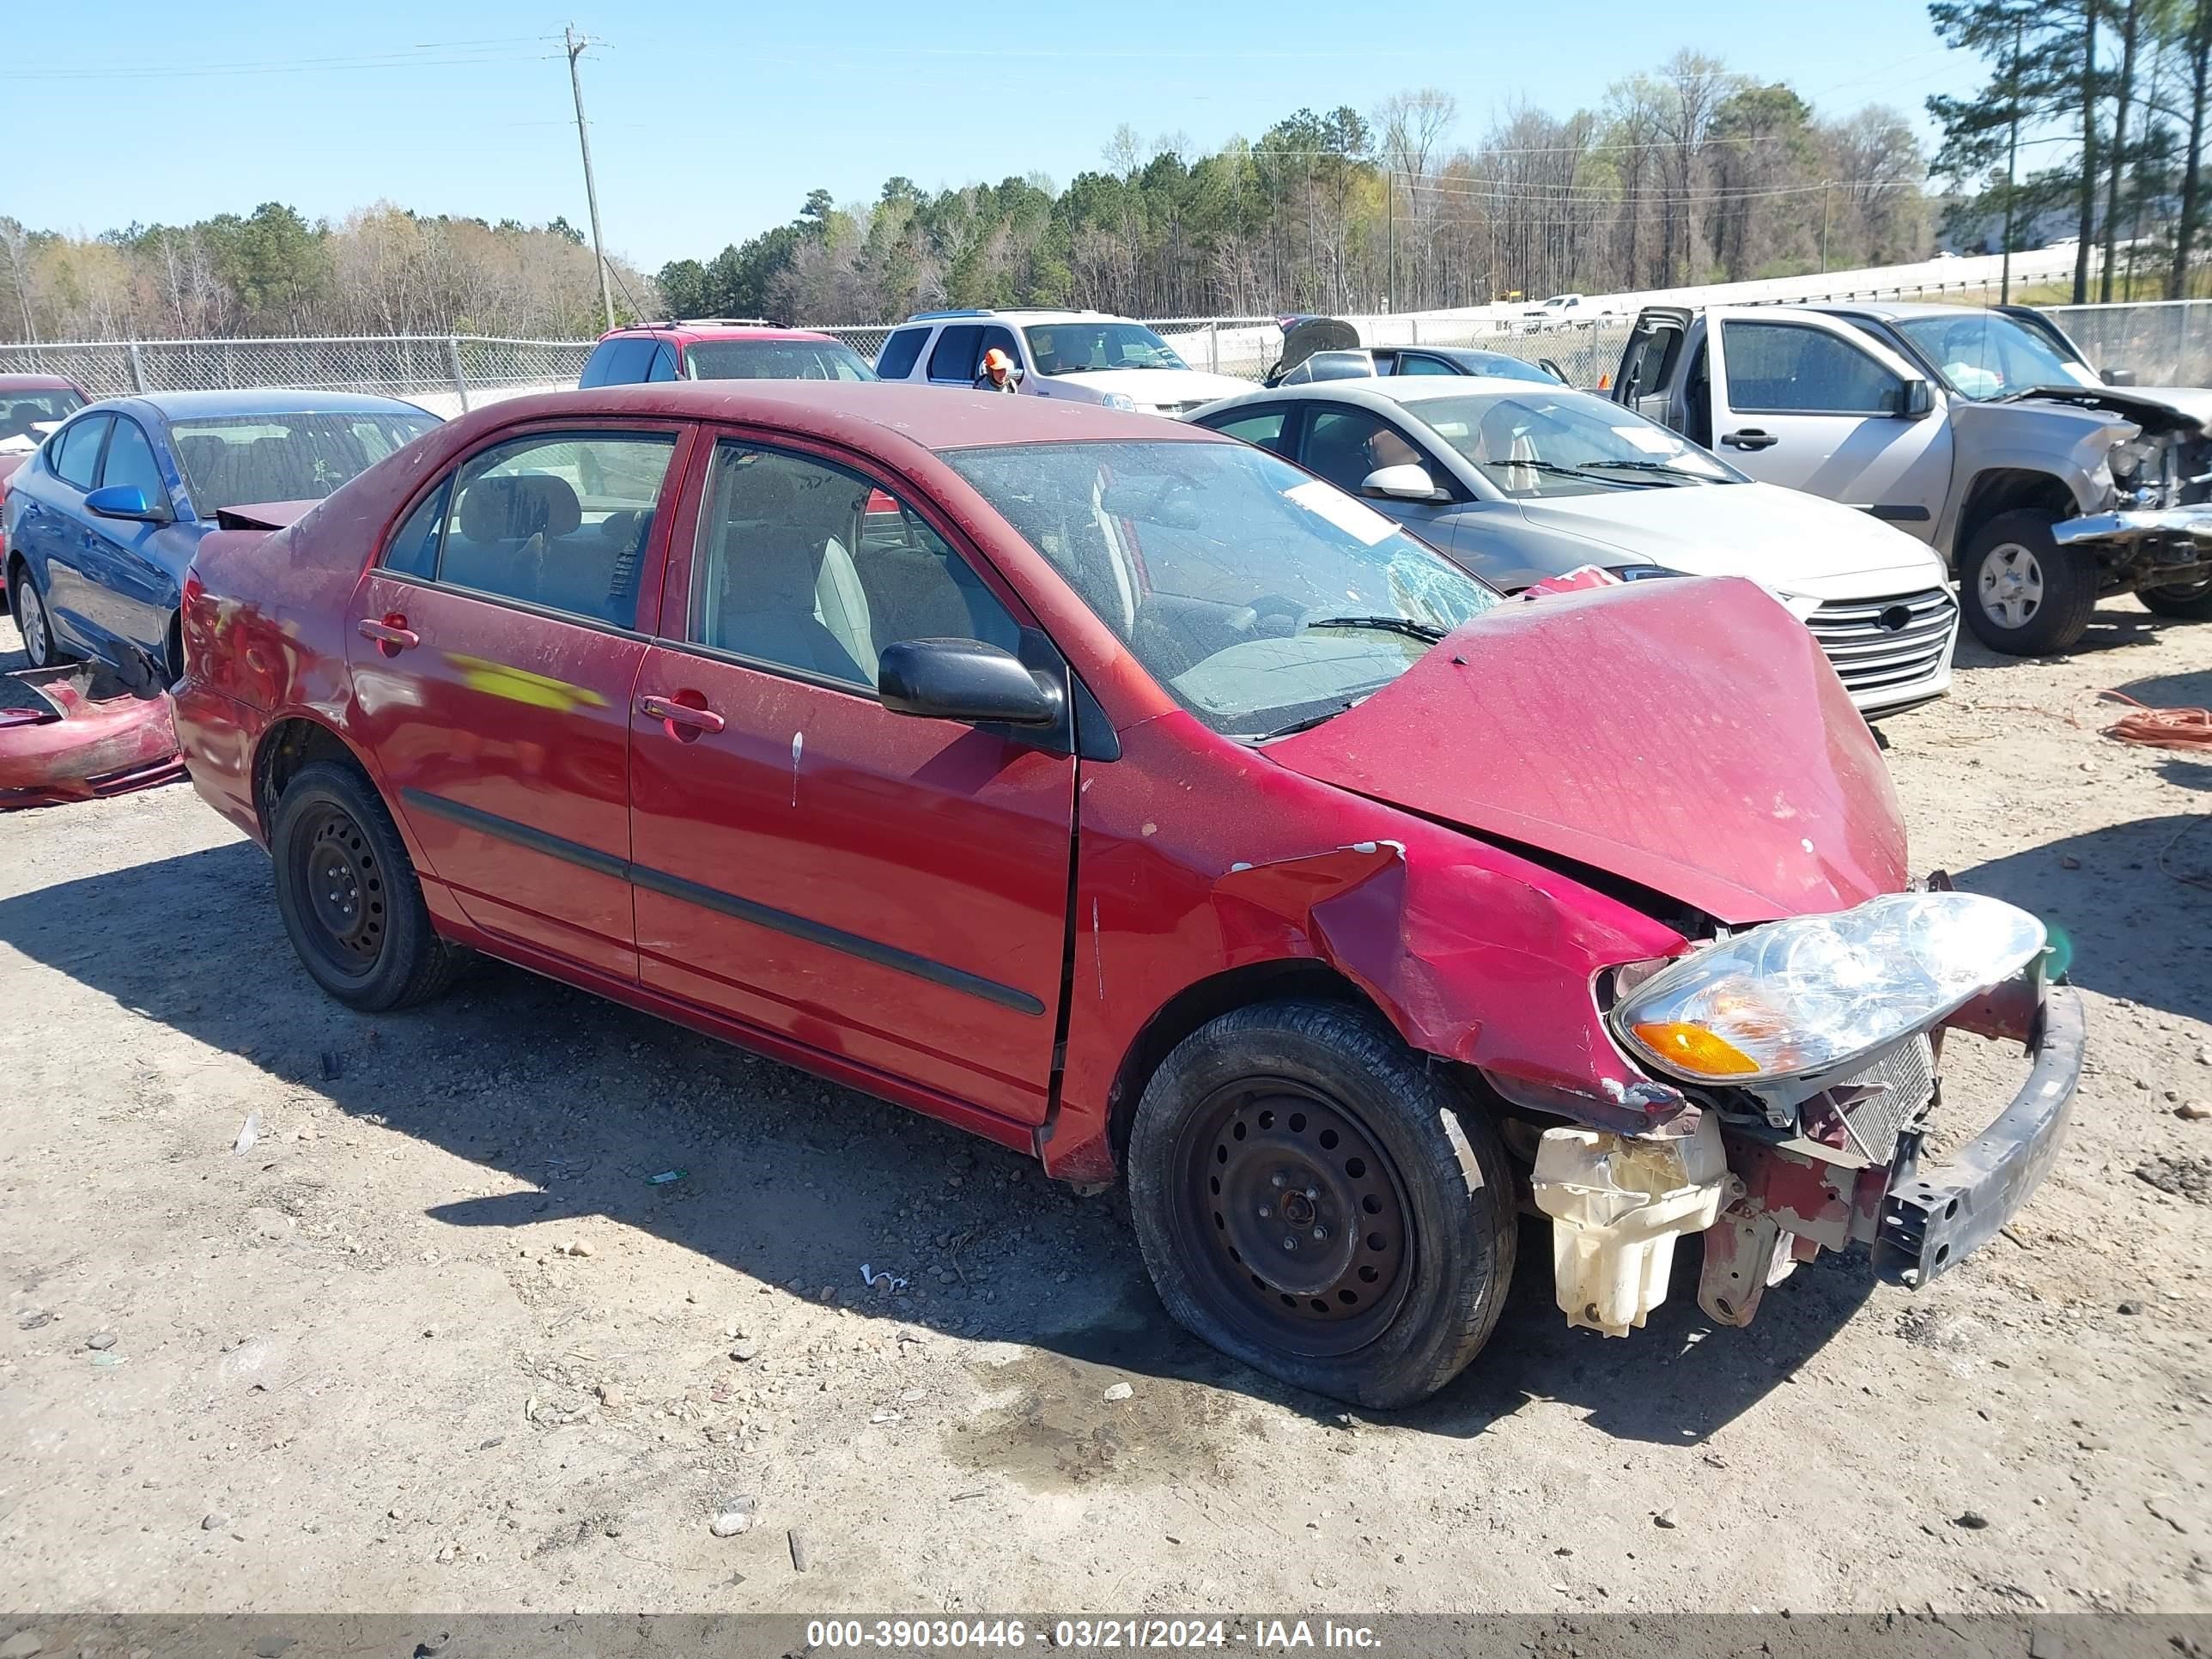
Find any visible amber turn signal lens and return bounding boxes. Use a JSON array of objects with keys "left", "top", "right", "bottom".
[{"left": 1628, "top": 1021, "right": 1760, "bottom": 1078}]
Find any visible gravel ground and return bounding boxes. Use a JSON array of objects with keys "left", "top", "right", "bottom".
[{"left": 0, "top": 605, "right": 2208, "bottom": 1617}]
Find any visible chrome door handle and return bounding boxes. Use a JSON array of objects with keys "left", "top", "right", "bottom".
[
  {"left": 638, "top": 694, "right": 726, "bottom": 736},
  {"left": 356, "top": 617, "right": 420, "bottom": 651}
]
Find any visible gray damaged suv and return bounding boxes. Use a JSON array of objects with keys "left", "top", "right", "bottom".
[{"left": 1612, "top": 301, "right": 2212, "bottom": 653}]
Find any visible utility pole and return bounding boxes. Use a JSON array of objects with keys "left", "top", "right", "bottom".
[
  {"left": 2002, "top": 16, "right": 2023, "bottom": 302},
  {"left": 1386, "top": 170, "right": 1396, "bottom": 311},
  {"left": 566, "top": 24, "right": 616, "bottom": 333},
  {"left": 1820, "top": 180, "right": 1832, "bottom": 273}
]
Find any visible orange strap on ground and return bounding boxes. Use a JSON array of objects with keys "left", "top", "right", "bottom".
[{"left": 2099, "top": 690, "right": 2212, "bottom": 750}]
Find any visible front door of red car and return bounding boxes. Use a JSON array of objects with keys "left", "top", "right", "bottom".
[
  {"left": 346, "top": 423, "right": 691, "bottom": 981},
  {"left": 626, "top": 436, "right": 1074, "bottom": 1126}
]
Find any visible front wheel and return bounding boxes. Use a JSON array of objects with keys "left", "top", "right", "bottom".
[
  {"left": 2138, "top": 578, "right": 2212, "bottom": 621},
  {"left": 1125, "top": 1000, "right": 1516, "bottom": 1408},
  {"left": 8, "top": 563, "right": 70, "bottom": 669},
  {"left": 1960, "top": 509, "right": 2098, "bottom": 654},
  {"left": 270, "top": 760, "right": 464, "bottom": 1012}
]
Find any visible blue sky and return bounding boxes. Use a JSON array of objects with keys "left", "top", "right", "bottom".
[{"left": 15, "top": 1, "right": 1986, "bottom": 273}]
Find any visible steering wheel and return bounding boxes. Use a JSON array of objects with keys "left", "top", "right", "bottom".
[{"left": 1226, "top": 593, "right": 1309, "bottom": 636}]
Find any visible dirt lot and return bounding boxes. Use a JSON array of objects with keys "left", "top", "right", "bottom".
[{"left": 1, "top": 604, "right": 2209, "bottom": 1619}]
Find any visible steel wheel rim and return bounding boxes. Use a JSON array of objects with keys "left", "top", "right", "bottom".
[
  {"left": 1168, "top": 1075, "right": 1414, "bottom": 1359},
  {"left": 15, "top": 580, "right": 47, "bottom": 662},
  {"left": 1978, "top": 544, "right": 2044, "bottom": 629},
  {"left": 289, "top": 804, "right": 386, "bottom": 979}
]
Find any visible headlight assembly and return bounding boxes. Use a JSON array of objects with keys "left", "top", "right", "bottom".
[
  {"left": 1101, "top": 392, "right": 1139, "bottom": 411},
  {"left": 1613, "top": 891, "right": 2048, "bottom": 1084}
]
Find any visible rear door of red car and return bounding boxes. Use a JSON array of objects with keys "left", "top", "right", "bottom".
[
  {"left": 624, "top": 429, "right": 1075, "bottom": 1126},
  {"left": 346, "top": 420, "right": 696, "bottom": 981}
]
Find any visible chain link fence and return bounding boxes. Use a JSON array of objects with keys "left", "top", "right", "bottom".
[
  {"left": 8, "top": 297, "right": 2208, "bottom": 419},
  {"left": 0, "top": 335, "right": 591, "bottom": 420},
  {"left": 2040, "top": 301, "right": 2212, "bottom": 385}
]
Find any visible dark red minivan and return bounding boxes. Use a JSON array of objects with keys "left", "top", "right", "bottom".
[{"left": 173, "top": 382, "right": 2081, "bottom": 1406}]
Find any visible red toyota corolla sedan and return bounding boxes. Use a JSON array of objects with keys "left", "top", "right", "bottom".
[{"left": 173, "top": 382, "right": 2081, "bottom": 1407}]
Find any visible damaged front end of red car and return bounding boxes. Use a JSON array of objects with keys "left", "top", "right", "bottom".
[
  {"left": 1254, "top": 575, "right": 2082, "bottom": 1340},
  {"left": 0, "top": 667, "right": 184, "bottom": 809}
]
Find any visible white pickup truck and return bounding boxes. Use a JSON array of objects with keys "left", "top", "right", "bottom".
[{"left": 1608, "top": 301, "right": 2212, "bottom": 653}]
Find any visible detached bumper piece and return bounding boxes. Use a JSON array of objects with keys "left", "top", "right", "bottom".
[
  {"left": 0, "top": 667, "right": 184, "bottom": 809},
  {"left": 2054, "top": 507, "right": 2212, "bottom": 573},
  {"left": 1874, "top": 982, "right": 2086, "bottom": 1286},
  {"left": 1696, "top": 977, "right": 2084, "bottom": 1325}
]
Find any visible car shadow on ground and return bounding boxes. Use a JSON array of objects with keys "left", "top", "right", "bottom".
[
  {"left": 4, "top": 840, "right": 1880, "bottom": 1444},
  {"left": 1949, "top": 605, "right": 2187, "bottom": 672},
  {"left": 1950, "top": 811, "right": 2211, "bottom": 1018}
]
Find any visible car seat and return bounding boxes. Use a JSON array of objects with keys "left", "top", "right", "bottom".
[{"left": 445, "top": 472, "right": 584, "bottom": 605}]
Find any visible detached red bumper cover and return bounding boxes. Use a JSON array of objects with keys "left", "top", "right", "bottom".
[{"left": 0, "top": 669, "right": 184, "bottom": 808}]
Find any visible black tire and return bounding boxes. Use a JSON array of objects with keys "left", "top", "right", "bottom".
[
  {"left": 7, "top": 560, "right": 70, "bottom": 669},
  {"left": 1960, "top": 508, "right": 2098, "bottom": 654},
  {"left": 270, "top": 760, "right": 463, "bottom": 1012},
  {"left": 1125, "top": 999, "right": 1516, "bottom": 1409},
  {"left": 2138, "top": 579, "right": 2212, "bottom": 621}
]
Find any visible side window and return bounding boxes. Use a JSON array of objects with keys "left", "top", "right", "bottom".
[
  {"left": 876, "top": 327, "right": 929, "bottom": 380},
  {"left": 100, "top": 417, "right": 167, "bottom": 506},
  {"left": 1399, "top": 355, "right": 1459, "bottom": 376},
  {"left": 927, "top": 324, "right": 985, "bottom": 384},
  {"left": 647, "top": 342, "right": 680, "bottom": 382},
  {"left": 690, "top": 441, "right": 1023, "bottom": 690},
  {"left": 1299, "top": 408, "right": 1428, "bottom": 495},
  {"left": 436, "top": 432, "right": 677, "bottom": 628},
  {"left": 1622, "top": 326, "right": 1680, "bottom": 400},
  {"left": 1722, "top": 320, "right": 1901, "bottom": 416},
  {"left": 977, "top": 325, "right": 1018, "bottom": 374},
  {"left": 579, "top": 337, "right": 655, "bottom": 388},
  {"left": 382, "top": 479, "right": 451, "bottom": 579},
  {"left": 1207, "top": 407, "right": 1292, "bottom": 457},
  {"left": 52, "top": 415, "right": 110, "bottom": 489}
]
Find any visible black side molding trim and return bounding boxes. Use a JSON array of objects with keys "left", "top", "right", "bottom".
[
  {"left": 403, "top": 788, "right": 629, "bottom": 878},
  {"left": 1864, "top": 503, "right": 1933, "bottom": 523},
  {"left": 399, "top": 787, "right": 1046, "bottom": 1016},
  {"left": 628, "top": 866, "right": 1047, "bottom": 1015}
]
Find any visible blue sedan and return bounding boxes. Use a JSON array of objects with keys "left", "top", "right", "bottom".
[{"left": 4, "top": 388, "right": 437, "bottom": 689}]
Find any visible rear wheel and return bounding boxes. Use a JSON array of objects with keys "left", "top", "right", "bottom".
[
  {"left": 1960, "top": 509, "right": 2098, "bottom": 655},
  {"left": 270, "top": 760, "right": 463, "bottom": 1012},
  {"left": 7, "top": 562, "right": 69, "bottom": 669},
  {"left": 1125, "top": 1000, "right": 1516, "bottom": 1408},
  {"left": 2139, "top": 578, "right": 2212, "bottom": 621}
]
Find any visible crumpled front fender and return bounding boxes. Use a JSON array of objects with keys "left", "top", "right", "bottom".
[{"left": 1211, "top": 839, "right": 1686, "bottom": 1127}]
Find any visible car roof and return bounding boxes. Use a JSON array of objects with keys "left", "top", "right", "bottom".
[
  {"left": 606, "top": 322, "right": 847, "bottom": 343},
  {"left": 901, "top": 309, "right": 1123, "bottom": 325},
  {"left": 436, "top": 380, "right": 1230, "bottom": 453},
  {"left": 120, "top": 387, "right": 437, "bottom": 420},
  {"left": 1212, "top": 375, "right": 1578, "bottom": 415},
  {"left": 0, "top": 374, "right": 82, "bottom": 392}
]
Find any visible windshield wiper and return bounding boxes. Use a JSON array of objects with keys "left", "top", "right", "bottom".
[
  {"left": 1252, "top": 702, "right": 1358, "bottom": 741},
  {"left": 1302, "top": 615, "right": 1448, "bottom": 642},
  {"left": 1479, "top": 456, "right": 1663, "bottom": 488},
  {"left": 1574, "top": 459, "right": 1712, "bottom": 483}
]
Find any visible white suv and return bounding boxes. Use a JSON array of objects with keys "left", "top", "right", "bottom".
[{"left": 872, "top": 308, "right": 1252, "bottom": 416}]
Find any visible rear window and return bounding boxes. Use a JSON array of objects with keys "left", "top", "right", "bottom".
[
  {"left": 171, "top": 411, "right": 437, "bottom": 515},
  {"left": 0, "top": 388, "right": 84, "bottom": 441},
  {"left": 684, "top": 339, "right": 875, "bottom": 381},
  {"left": 580, "top": 336, "right": 659, "bottom": 388},
  {"left": 876, "top": 327, "right": 929, "bottom": 380}
]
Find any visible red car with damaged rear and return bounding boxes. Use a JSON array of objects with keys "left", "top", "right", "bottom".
[{"left": 173, "top": 381, "right": 2082, "bottom": 1407}]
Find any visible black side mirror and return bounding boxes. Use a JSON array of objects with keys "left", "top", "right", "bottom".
[
  {"left": 878, "top": 637, "right": 1062, "bottom": 727},
  {"left": 2102, "top": 366, "right": 2136, "bottom": 386},
  {"left": 1899, "top": 378, "right": 1936, "bottom": 419}
]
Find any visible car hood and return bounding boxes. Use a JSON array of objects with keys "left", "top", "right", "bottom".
[
  {"left": 1036, "top": 367, "right": 1258, "bottom": 410},
  {"left": 2002, "top": 383, "right": 2212, "bottom": 433},
  {"left": 1508, "top": 482, "right": 1948, "bottom": 592},
  {"left": 1265, "top": 575, "right": 1907, "bottom": 925}
]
